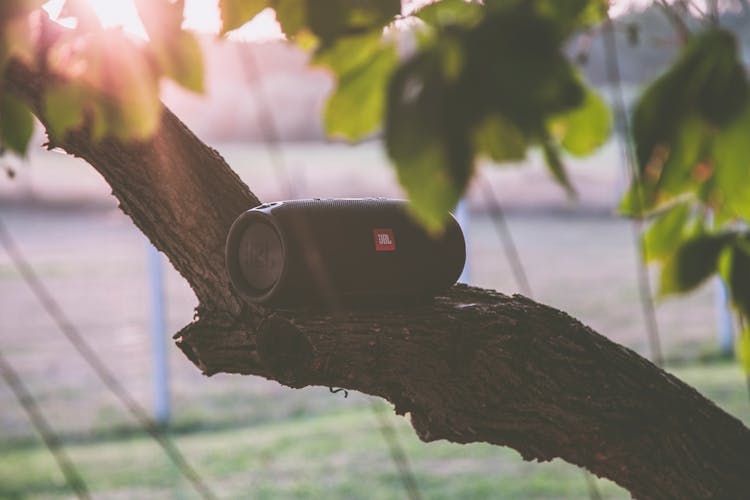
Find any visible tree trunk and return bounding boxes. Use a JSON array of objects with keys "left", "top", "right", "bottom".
[{"left": 6, "top": 54, "right": 750, "bottom": 499}]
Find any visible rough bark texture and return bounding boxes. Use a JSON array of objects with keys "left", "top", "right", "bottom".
[{"left": 6, "top": 47, "right": 750, "bottom": 499}]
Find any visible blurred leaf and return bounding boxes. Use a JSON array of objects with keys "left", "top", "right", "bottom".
[
  {"left": 694, "top": 34, "right": 748, "bottom": 127},
  {"left": 0, "top": 6, "right": 36, "bottom": 72},
  {"left": 660, "top": 233, "right": 734, "bottom": 296},
  {"left": 623, "top": 115, "right": 708, "bottom": 217},
  {"left": 618, "top": 184, "right": 640, "bottom": 217},
  {"left": 0, "top": 92, "right": 34, "bottom": 156},
  {"left": 307, "top": 0, "right": 399, "bottom": 43},
  {"left": 415, "top": 0, "right": 483, "bottom": 27},
  {"left": 219, "top": 0, "right": 269, "bottom": 35},
  {"left": 323, "top": 42, "right": 396, "bottom": 140},
  {"left": 657, "top": 116, "right": 707, "bottom": 196},
  {"left": 643, "top": 202, "right": 692, "bottom": 262},
  {"left": 384, "top": 2, "right": 608, "bottom": 227},
  {"left": 157, "top": 31, "right": 204, "bottom": 93},
  {"left": 726, "top": 238, "right": 750, "bottom": 317},
  {"left": 275, "top": 0, "right": 307, "bottom": 37},
  {"left": 737, "top": 327, "right": 750, "bottom": 376},
  {"left": 44, "top": 83, "right": 86, "bottom": 138},
  {"left": 472, "top": 114, "right": 526, "bottom": 163},
  {"left": 386, "top": 52, "right": 470, "bottom": 232},
  {"left": 438, "top": 38, "right": 464, "bottom": 81},
  {"left": 88, "top": 101, "right": 108, "bottom": 141},
  {"left": 541, "top": 141, "right": 575, "bottom": 197},
  {"left": 712, "top": 103, "right": 750, "bottom": 221},
  {"left": 49, "top": 30, "right": 162, "bottom": 141},
  {"left": 343, "top": 0, "right": 400, "bottom": 29},
  {"left": 0, "top": 0, "right": 46, "bottom": 19},
  {"left": 550, "top": 87, "right": 610, "bottom": 157},
  {"left": 135, "top": 0, "right": 204, "bottom": 93},
  {"left": 534, "top": 0, "right": 607, "bottom": 33},
  {"left": 458, "top": 8, "right": 585, "bottom": 138},
  {"left": 313, "top": 30, "right": 382, "bottom": 75},
  {"left": 631, "top": 29, "right": 748, "bottom": 207},
  {"left": 60, "top": 0, "right": 101, "bottom": 31},
  {"left": 135, "top": 0, "right": 183, "bottom": 38}
]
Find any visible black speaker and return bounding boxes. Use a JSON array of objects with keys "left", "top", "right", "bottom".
[{"left": 225, "top": 198, "right": 465, "bottom": 306}]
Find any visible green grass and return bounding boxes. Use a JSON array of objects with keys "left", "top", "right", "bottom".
[{"left": 1, "top": 360, "right": 747, "bottom": 499}]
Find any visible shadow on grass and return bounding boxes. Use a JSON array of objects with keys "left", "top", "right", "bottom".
[{"left": 0, "top": 395, "right": 371, "bottom": 453}]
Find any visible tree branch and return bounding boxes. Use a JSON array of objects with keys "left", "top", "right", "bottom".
[
  {"left": 5, "top": 37, "right": 750, "bottom": 498},
  {"left": 177, "top": 285, "right": 750, "bottom": 499}
]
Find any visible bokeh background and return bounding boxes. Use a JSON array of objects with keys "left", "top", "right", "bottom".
[{"left": 1, "top": 4, "right": 749, "bottom": 499}]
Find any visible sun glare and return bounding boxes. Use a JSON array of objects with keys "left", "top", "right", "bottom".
[
  {"left": 42, "top": 0, "right": 648, "bottom": 41},
  {"left": 43, "top": 0, "right": 283, "bottom": 41}
]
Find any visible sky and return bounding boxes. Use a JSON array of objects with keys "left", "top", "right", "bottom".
[{"left": 41, "top": 0, "right": 653, "bottom": 41}]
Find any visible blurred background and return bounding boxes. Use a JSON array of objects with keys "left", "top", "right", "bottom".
[{"left": 1, "top": 3, "right": 750, "bottom": 499}]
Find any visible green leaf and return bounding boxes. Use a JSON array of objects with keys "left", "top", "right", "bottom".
[
  {"left": 632, "top": 29, "right": 748, "bottom": 184},
  {"left": 622, "top": 114, "right": 708, "bottom": 217},
  {"left": 643, "top": 202, "right": 693, "bottom": 262},
  {"left": 655, "top": 116, "right": 707, "bottom": 197},
  {"left": 344, "top": 0, "right": 400, "bottom": 29},
  {"left": 660, "top": 233, "right": 734, "bottom": 296},
  {"left": 534, "top": 0, "right": 607, "bottom": 33},
  {"left": 0, "top": 8, "right": 36, "bottom": 73},
  {"left": 306, "top": 0, "right": 399, "bottom": 43},
  {"left": 323, "top": 42, "right": 396, "bottom": 140},
  {"left": 219, "top": 0, "right": 269, "bottom": 35},
  {"left": 43, "top": 83, "right": 87, "bottom": 139},
  {"left": 78, "top": 30, "right": 162, "bottom": 141},
  {"left": 617, "top": 184, "right": 641, "bottom": 218},
  {"left": 275, "top": 0, "right": 307, "bottom": 37},
  {"left": 0, "top": 92, "right": 34, "bottom": 156},
  {"left": 415, "top": 0, "right": 483, "bottom": 27},
  {"left": 712, "top": 103, "right": 750, "bottom": 221},
  {"left": 313, "top": 31, "right": 383, "bottom": 76},
  {"left": 541, "top": 141, "right": 575, "bottom": 197},
  {"left": 134, "top": 0, "right": 204, "bottom": 93},
  {"left": 551, "top": 87, "right": 610, "bottom": 157},
  {"left": 737, "top": 327, "right": 750, "bottom": 376},
  {"left": 457, "top": 7, "right": 585, "bottom": 137},
  {"left": 386, "top": 52, "right": 471, "bottom": 232},
  {"left": 157, "top": 31, "right": 205, "bottom": 93},
  {"left": 472, "top": 114, "right": 526, "bottom": 163},
  {"left": 726, "top": 238, "right": 750, "bottom": 318}
]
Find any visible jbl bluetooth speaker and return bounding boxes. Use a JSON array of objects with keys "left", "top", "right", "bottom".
[{"left": 225, "top": 198, "right": 465, "bottom": 305}]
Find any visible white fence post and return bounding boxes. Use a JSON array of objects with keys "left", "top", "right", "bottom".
[{"left": 148, "top": 243, "right": 170, "bottom": 426}]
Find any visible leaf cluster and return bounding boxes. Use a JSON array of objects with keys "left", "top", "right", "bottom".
[
  {"left": 1, "top": 0, "right": 206, "bottom": 151},
  {"left": 626, "top": 27, "right": 750, "bottom": 362},
  {"left": 0, "top": 0, "right": 43, "bottom": 155},
  {"left": 383, "top": 0, "right": 610, "bottom": 229}
]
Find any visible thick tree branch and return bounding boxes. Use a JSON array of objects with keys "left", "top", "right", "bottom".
[
  {"left": 177, "top": 286, "right": 750, "bottom": 499},
  {"left": 6, "top": 39, "right": 750, "bottom": 499}
]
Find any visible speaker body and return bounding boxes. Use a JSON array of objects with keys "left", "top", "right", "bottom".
[{"left": 225, "top": 198, "right": 465, "bottom": 306}]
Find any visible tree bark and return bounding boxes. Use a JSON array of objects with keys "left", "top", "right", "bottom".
[{"left": 6, "top": 52, "right": 750, "bottom": 499}]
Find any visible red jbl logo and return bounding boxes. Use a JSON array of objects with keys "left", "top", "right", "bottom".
[{"left": 373, "top": 228, "right": 396, "bottom": 251}]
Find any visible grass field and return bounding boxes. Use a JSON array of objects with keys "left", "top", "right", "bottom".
[
  {"left": 1, "top": 363, "right": 747, "bottom": 499},
  {"left": 1, "top": 141, "right": 748, "bottom": 498}
]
